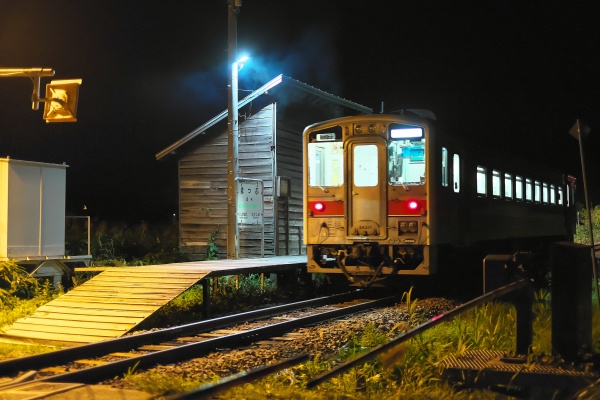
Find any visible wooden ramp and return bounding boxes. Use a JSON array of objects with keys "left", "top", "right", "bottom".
[{"left": 2, "top": 256, "right": 306, "bottom": 344}]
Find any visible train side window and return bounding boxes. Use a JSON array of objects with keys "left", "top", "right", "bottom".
[
  {"left": 550, "top": 184, "right": 556, "bottom": 204},
  {"left": 515, "top": 176, "right": 523, "bottom": 200},
  {"left": 525, "top": 178, "right": 533, "bottom": 201},
  {"left": 453, "top": 154, "right": 460, "bottom": 193},
  {"left": 504, "top": 173, "right": 513, "bottom": 200},
  {"left": 534, "top": 180, "right": 541, "bottom": 203},
  {"left": 542, "top": 182, "right": 549, "bottom": 203},
  {"left": 441, "top": 147, "right": 448, "bottom": 187},
  {"left": 558, "top": 186, "right": 564, "bottom": 205},
  {"left": 492, "top": 170, "right": 501, "bottom": 198},
  {"left": 476, "top": 166, "right": 487, "bottom": 196}
]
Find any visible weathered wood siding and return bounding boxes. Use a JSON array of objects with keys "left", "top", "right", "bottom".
[
  {"left": 178, "top": 105, "right": 276, "bottom": 259},
  {"left": 275, "top": 119, "right": 306, "bottom": 256}
]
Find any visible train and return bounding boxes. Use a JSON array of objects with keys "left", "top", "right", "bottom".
[{"left": 302, "top": 111, "right": 577, "bottom": 293}]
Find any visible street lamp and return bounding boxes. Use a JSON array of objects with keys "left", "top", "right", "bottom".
[
  {"left": 227, "top": 0, "right": 243, "bottom": 259},
  {"left": 0, "top": 68, "right": 82, "bottom": 122}
]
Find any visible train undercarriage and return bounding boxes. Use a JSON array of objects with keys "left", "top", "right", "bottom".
[{"left": 307, "top": 242, "right": 428, "bottom": 286}]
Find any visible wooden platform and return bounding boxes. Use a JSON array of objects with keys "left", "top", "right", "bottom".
[{"left": 1, "top": 256, "right": 306, "bottom": 344}]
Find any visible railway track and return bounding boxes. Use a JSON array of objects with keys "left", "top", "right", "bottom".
[{"left": 0, "top": 290, "right": 400, "bottom": 397}]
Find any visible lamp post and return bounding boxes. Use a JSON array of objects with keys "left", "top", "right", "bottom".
[{"left": 227, "top": 0, "right": 241, "bottom": 259}]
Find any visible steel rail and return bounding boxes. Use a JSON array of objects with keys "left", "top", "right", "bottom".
[
  {"left": 0, "top": 290, "right": 363, "bottom": 376},
  {"left": 2, "top": 295, "right": 399, "bottom": 390},
  {"left": 306, "top": 279, "right": 531, "bottom": 388}
]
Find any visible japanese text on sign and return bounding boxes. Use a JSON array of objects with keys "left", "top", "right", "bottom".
[{"left": 236, "top": 179, "right": 263, "bottom": 225}]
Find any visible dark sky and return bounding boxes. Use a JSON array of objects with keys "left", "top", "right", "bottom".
[{"left": 1, "top": 1, "right": 599, "bottom": 222}]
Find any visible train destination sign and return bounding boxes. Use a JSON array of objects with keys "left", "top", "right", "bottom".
[{"left": 236, "top": 179, "right": 264, "bottom": 225}]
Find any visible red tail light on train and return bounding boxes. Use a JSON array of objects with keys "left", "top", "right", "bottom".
[{"left": 312, "top": 202, "right": 325, "bottom": 212}]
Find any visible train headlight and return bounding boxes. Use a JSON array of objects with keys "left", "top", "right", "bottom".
[{"left": 368, "top": 124, "right": 376, "bottom": 133}]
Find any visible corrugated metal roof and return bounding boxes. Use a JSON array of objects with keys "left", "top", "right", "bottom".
[{"left": 155, "top": 74, "right": 371, "bottom": 160}]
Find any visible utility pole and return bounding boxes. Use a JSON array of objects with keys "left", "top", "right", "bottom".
[
  {"left": 569, "top": 119, "right": 598, "bottom": 308},
  {"left": 227, "top": 0, "right": 241, "bottom": 259}
]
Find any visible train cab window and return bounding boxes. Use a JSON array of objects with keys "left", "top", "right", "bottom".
[
  {"left": 550, "top": 184, "right": 556, "bottom": 204},
  {"left": 525, "top": 178, "right": 533, "bottom": 201},
  {"left": 476, "top": 166, "right": 487, "bottom": 196},
  {"left": 492, "top": 170, "right": 501, "bottom": 198},
  {"left": 441, "top": 147, "right": 448, "bottom": 187},
  {"left": 354, "top": 145, "right": 379, "bottom": 187},
  {"left": 558, "top": 186, "right": 564, "bottom": 205},
  {"left": 388, "top": 125, "right": 425, "bottom": 186},
  {"left": 542, "top": 182, "right": 549, "bottom": 203},
  {"left": 534, "top": 180, "right": 541, "bottom": 203},
  {"left": 453, "top": 154, "right": 460, "bottom": 193},
  {"left": 504, "top": 173, "right": 513, "bottom": 200},
  {"left": 307, "top": 136, "right": 344, "bottom": 187},
  {"left": 515, "top": 176, "right": 523, "bottom": 200}
]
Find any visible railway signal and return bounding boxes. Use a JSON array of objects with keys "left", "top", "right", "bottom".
[{"left": 0, "top": 68, "right": 82, "bottom": 122}]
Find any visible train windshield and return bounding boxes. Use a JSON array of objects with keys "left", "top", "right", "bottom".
[
  {"left": 307, "top": 128, "right": 344, "bottom": 187},
  {"left": 388, "top": 125, "right": 425, "bottom": 185}
]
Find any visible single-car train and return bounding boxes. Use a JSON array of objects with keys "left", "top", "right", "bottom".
[{"left": 303, "top": 111, "right": 576, "bottom": 290}]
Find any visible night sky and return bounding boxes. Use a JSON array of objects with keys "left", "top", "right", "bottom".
[{"left": 1, "top": 1, "right": 599, "bottom": 223}]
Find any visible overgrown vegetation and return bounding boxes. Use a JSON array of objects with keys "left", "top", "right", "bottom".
[
  {"left": 574, "top": 206, "right": 600, "bottom": 246},
  {"left": 66, "top": 218, "right": 189, "bottom": 266}
]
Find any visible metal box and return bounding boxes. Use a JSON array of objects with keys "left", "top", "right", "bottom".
[{"left": 0, "top": 158, "right": 67, "bottom": 260}]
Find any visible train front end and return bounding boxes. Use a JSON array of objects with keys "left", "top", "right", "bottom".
[{"left": 303, "top": 114, "right": 433, "bottom": 286}]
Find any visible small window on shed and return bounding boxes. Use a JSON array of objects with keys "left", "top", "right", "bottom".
[
  {"left": 550, "top": 184, "right": 556, "bottom": 204},
  {"left": 476, "top": 166, "right": 487, "bottom": 196},
  {"left": 534, "top": 180, "right": 541, "bottom": 203},
  {"left": 525, "top": 178, "right": 533, "bottom": 201},
  {"left": 453, "top": 154, "right": 460, "bottom": 193},
  {"left": 504, "top": 173, "right": 513, "bottom": 199},
  {"left": 441, "top": 147, "right": 448, "bottom": 187},
  {"left": 492, "top": 170, "right": 501, "bottom": 198},
  {"left": 515, "top": 176, "right": 523, "bottom": 200}
]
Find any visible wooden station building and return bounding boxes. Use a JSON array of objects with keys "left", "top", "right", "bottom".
[{"left": 156, "top": 75, "right": 371, "bottom": 259}]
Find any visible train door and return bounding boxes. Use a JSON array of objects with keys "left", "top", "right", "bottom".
[{"left": 347, "top": 137, "right": 387, "bottom": 238}]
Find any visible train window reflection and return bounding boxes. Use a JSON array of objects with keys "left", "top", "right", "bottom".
[
  {"left": 558, "top": 186, "right": 564, "bottom": 205},
  {"left": 504, "top": 173, "right": 513, "bottom": 199},
  {"left": 543, "top": 182, "right": 549, "bottom": 203},
  {"left": 307, "top": 141, "right": 344, "bottom": 187},
  {"left": 525, "top": 178, "right": 533, "bottom": 201},
  {"left": 441, "top": 147, "right": 448, "bottom": 187},
  {"left": 550, "top": 184, "right": 556, "bottom": 204},
  {"left": 534, "top": 180, "right": 541, "bottom": 203},
  {"left": 453, "top": 154, "right": 460, "bottom": 193},
  {"left": 388, "top": 137, "right": 425, "bottom": 186},
  {"left": 476, "top": 166, "right": 487, "bottom": 196},
  {"left": 354, "top": 145, "right": 378, "bottom": 187},
  {"left": 515, "top": 176, "right": 523, "bottom": 200},
  {"left": 492, "top": 170, "right": 501, "bottom": 198}
]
